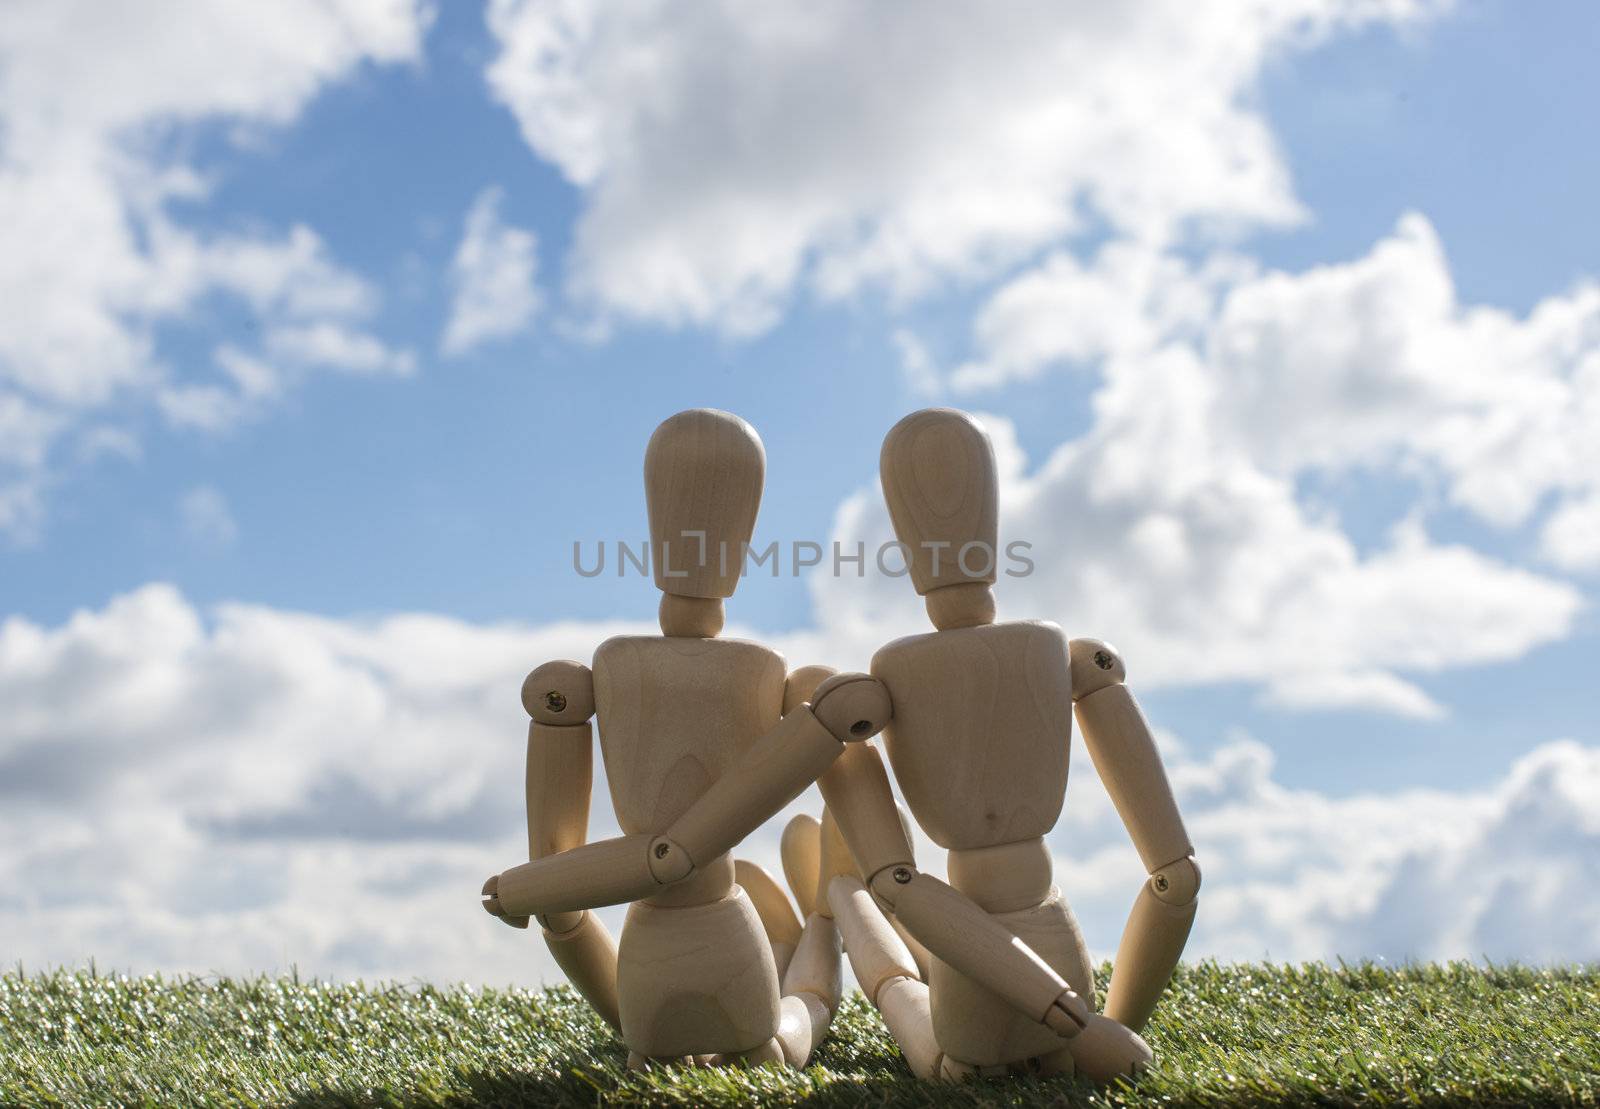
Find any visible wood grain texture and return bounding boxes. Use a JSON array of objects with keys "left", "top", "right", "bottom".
[
  {"left": 817, "top": 742, "right": 916, "bottom": 880},
  {"left": 876, "top": 870, "right": 1070, "bottom": 1028},
  {"left": 927, "top": 886, "right": 1093, "bottom": 1068},
  {"left": 828, "top": 875, "right": 921, "bottom": 1006},
  {"left": 1074, "top": 683, "right": 1192, "bottom": 872},
  {"left": 543, "top": 910, "right": 621, "bottom": 1030},
  {"left": 734, "top": 859, "right": 803, "bottom": 949},
  {"left": 775, "top": 992, "right": 831, "bottom": 1067},
  {"left": 816, "top": 807, "right": 860, "bottom": 915},
  {"left": 657, "top": 594, "right": 724, "bottom": 638},
  {"left": 616, "top": 889, "right": 780, "bottom": 1057},
  {"left": 642, "top": 852, "right": 734, "bottom": 908},
  {"left": 525, "top": 721, "right": 593, "bottom": 862},
  {"left": 779, "top": 814, "right": 822, "bottom": 917},
  {"left": 781, "top": 912, "right": 843, "bottom": 1014},
  {"left": 522, "top": 660, "right": 595, "bottom": 724},
  {"left": 523, "top": 719, "right": 593, "bottom": 932},
  {"left": 782, "top": 665, "right": 836, "bottom": 713},
  {"left": 664, "top": 705, "right": 843, "bottom": 868},
  {"left": 879, "top": 408, "right": 998, "bottom": 596},
  {"left": 490, "top": 834, "right": 659, "bottom": 917},
  {"left": 871, "top": 620, "right": 1072, "bottom": 849},
  {"left": 924, "top": 581, "right": 996, "bottom": 631},
  {"left": 879, "top": 976, "right": 942, "bottom": 1079},
  {"left": 645, "top": 408, "right": 764, "bottom": 600},
  {"left": 1105, "top": 881, "right": 1198, "bottom": 1033},
  {"left": 946, "top": 837, "right": 1053, "bottom": 915},
  {"left": 593, "top": 635, "right": 786, "bottom": 834}
]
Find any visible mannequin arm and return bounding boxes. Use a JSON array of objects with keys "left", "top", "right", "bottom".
[
  {"left": 814, "top": 724, "right": 1150, "bottom": 1080},
  {"left": 489, "top": 660, "right": 622, "bottom": 1028},
  {"left": 482, "top": 673, "right": 891, "bottom": 920},
  {"left": 815, "top": 738, "right": 1091, "bottom": 1036},
  {"left": 1071, "top": 638, "right": 1201, "bottom": 1033}
]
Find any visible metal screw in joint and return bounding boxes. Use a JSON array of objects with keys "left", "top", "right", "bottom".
[
  {"left": 544, "top": 691, "right": 567, "bottom": 713},
  {"left": 1092, "top": 650, "right": 1115, "bottom": 671},
  {"left": 1153, "top": 873, "right": 1170, "bottom": 893},
  {"left": 892, "top": 866, "right": 913, "bottom": 885},
  {"left": 849, "top": 719, "right": 873, "bottom": 736},
  {"left": 654, "top": 842, "right": 671, "bottom": 859}
]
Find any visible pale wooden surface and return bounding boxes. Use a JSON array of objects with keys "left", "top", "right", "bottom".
[
  {"left": 871, "top": 869, "right": 1074, "bottom": 1027},
  {"left": 522, "top": 660, "right": 596, "bottom": 725},
  {"left": 780, "top": 813, "right": 822, "bottom": 918},
  {"left": 644, "top": 408, "right": 764, "bottom": 600},
  {"left": 524, "top": 720, "right": 594, "bottom": 931},
  {"left": 616, "top": 889, "right": 780, "bottom": 1057},
  {"left": 782, "top": 665, "right": 836, "bottom": 713},
  {"left": 1066, "top": 635, "right": 1126, "bottom": 701},
  {"left": 658, "top": 593, "right": 724, "bottom": 638},
  {"left": 879, "top": 976, "right": 943, "bottom": 1079},
  {"left": 523, "top": 713, "right": 623, "bottom": 1021},
  {"left": 871, "top": 620, "right": 1072, "bottom": 849},
  {"left": 928, "top": 886, "right": 1094, "bottom": 1067},
  {"left": 663, "top": 704, "right": 843, "bottom": 868},
  {"left": 1074, "top": 681, "right": 1192, "bottom": 873},
  {"left": 734, "top": 859, "right": 803, "bottom": 949},
  {"left": 1061, "top": 1013, "right": 1154, "bottom": 1083},
  {"left": 809, "top": 673, "right": 894, "bottom": 743},
  {"left": 923, "top": 580, "right": 997, "bottom": 631},
  {"left": 828, "top": 875, "right": 921, "bottom": 1005},
  {"left": 775, "top": 992, "right": 831, "bottom": 1067},
  {"left": 488, "top": 834, "right": 659, "bottom": 917},
  {"left": 593, "top": 635, "right": 785, "bottom": 834},
  {"left": 816, "top": 808, "right": 860, "bottom": 914},
  {"left": 879, "top": 408, "right": 999, "bottom": 596},
  {"left": 643, "top": 852, "right": 733, "bottom": 907},
  {"left": 946, "top": 837, "right": 1053, "bottom": 915},
  {"left": 543, "top": 910, "right": 621, "bottom": 1030},
  {"left": 781, "top": 911, "right": 843, "bottom": 1013},
  {"left": 1105, "top": 879, "right": 1198, "bottom": 1033},
  {"left": 816, "top": 741, "right": 915, "bottom": 879}
]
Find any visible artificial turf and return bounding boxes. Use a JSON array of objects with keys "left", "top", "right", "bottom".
[{"left": 1, "top": 962, "right": 1596, "bottom": 1106}]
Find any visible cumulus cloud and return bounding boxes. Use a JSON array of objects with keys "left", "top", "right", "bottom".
[
  {"left": 2, "top": 586, "right": 1592, "bottom": 987},
  {"left": 947, "top": 216, "right": 1600, "bottom": 573},
  {"left": 0, "top": 0, "right": 429, "bottom": 535},
  {"left": 0, "top": 585, "right": 641, "bottom": 984},
  {"left": 484, "top": 0, "right": 1444, "bottom": 334},
  {"left": 808, "top": 406, "right": 1580, "bottom": 719},
  {"left": 441, "top": 186, "right": 542, "bottom": 356}
]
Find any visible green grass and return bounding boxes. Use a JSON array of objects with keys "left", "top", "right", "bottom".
[{"left": 1, "top": 963, "right": 1596, "bottom": 1107}]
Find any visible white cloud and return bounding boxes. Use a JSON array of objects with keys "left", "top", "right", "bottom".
[
  {"left": 949, "top": 216, "right": 1600, "bottom": 573},
  {"left": 179, "top": 486, "right": 239, "bottom": 547},
  {"left": 484, "top": 0, "right": 1443, "bottom": 334},
  {"left": 809, "top": 405, "right": 1580, "bottom": 718},
  {"left": 1144, "top": 734, "right": 1600, "bottom": 962},
  {"left": 442, "top": 186, "right": 542, "bottom": 356},
  {"left": 0, "top": 585, "right": 638, "bottom": 984},
  {"left": 891, "top": 329, "right": 942, "bottom": 398},
  {"left": 1, "top": 585, "right": 1592, "bottom": 987},
  {"left": 0, "top": 0, "right": 430, "bottom": 535}
]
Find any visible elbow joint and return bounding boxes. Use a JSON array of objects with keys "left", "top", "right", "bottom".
[
  {"left": 646, "top": 834, "right": 696, "bottom": 884},
  {"left": 1150, "top": 855, "right": 1200, "bottom": 906},
  {"left": 866, "top": 862, "right": 920, "bottom": 912}
]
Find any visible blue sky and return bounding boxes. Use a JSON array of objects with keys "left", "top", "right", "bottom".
[{"left": 2, "top": 0, "right": 1597, "bottom": 982}]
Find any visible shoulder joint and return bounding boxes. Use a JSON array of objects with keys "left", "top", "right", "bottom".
[{"left": 523, "top": 659, "right": 596, "bottom": 724}]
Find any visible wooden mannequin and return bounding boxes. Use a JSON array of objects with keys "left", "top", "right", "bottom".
[
  {"left": 481, "top": 409, "right": 854, "bottom": 1068},
  {"left": 817, "top": 408, "right": 1199, "bottom": 1079},
  {"left": 482, "top": 407, "right": 1175, "bottom": 1082}
]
